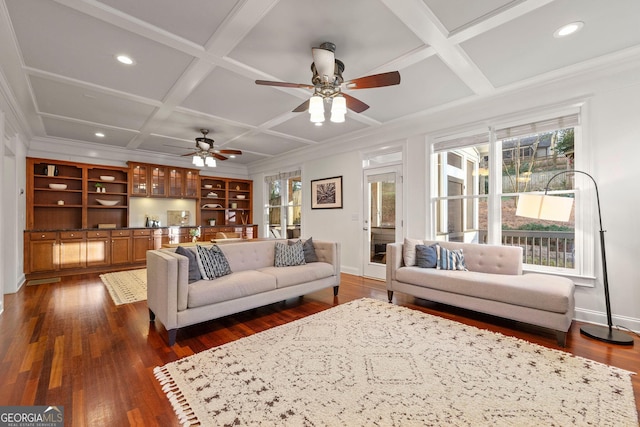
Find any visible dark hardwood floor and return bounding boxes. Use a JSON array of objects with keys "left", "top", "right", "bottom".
[{"left": 0, "top": 273, "right": 638, "bottom": 426}]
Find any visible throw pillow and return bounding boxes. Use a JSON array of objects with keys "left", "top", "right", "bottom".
[
  {"left": 196, "top": 245, "right": 232, "bottom": 280},
  {"left": 289, "top": 237, "right": 319, "bottom": 263},
  {"left": 275, "top": 241, "right": 306, "bottom": 267},
  {"left": 403, "top": 238, "right": 422, "bottom": 266},
  {"left": 415, "top": 244, "right": 438, "bottom": 268},
  {"left": 175, "top": 246, "right": 202, "bottom": 283},
  {"left": 438, "top": 247, "right": 467, "bottom": 271}
]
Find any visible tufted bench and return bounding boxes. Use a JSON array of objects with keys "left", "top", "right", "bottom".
[{"left": 386, "top": 240, "right": 575, "bottom": 346}]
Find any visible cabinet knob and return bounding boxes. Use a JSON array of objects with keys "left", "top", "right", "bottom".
[{"left": 41, "top": 234, "right": 45, "bottom": 238}]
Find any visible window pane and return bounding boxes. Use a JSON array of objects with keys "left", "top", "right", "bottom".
[
  {"left": 269, "top": 181, "right": 281, "bottom": 207},
  {"left": 500, "top": 127, "right": 575, "bottom": 270},
  {"left": 502, "top": 195, "right": 575, "bottom": 268},
  {"left": 436, "top": 196, "right": 488, "bottom": 243}
]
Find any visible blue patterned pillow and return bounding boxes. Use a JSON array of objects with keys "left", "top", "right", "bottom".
[
  {"left": 438, "top": 247, "right": 467, "bottom": 271},
  {"left": 275, "top": 241, "right": 306, "bottom": 267},
  {"left": 196, "top": 245, "right": 232, "bottom": 280}
]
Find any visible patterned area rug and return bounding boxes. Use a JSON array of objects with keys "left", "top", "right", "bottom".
[
  {"left": 99, "top": 269, "right": 147, "bottom": 305},
  {"left": 154, "top": 298, "right": 638, "bottom": 426}
]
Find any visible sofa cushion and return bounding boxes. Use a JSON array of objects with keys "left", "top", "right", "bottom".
[
  {"left": 175, "top": 245, "right": 202, "bottom": 283},
  {"left": 416, "top": 244, "right": 438, "bottom": 268},
  {"left": 438, "top": 247, "right": 467, "bottom": 271},
  {"left": 196, "top": 245, "right": 232, "bottom": 279},
  {"left": 187, "top": 270, "right": 277, "bottom": 308},
  {"left": 259, "top": 262, "right": 335, "bottom": 288},
  {"left": 395, "top": 267, "right": 572, "bottom": 313},
  {"left": 275, "top": 241, "right": 306, "bottom": 267}
]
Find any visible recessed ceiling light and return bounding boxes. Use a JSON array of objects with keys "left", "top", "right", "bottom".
[
  {"left": 116, "top": 54, "right": 134, "bottom": 65},
  {"left": 229, "top": 155, "right": 236, "bottom": 158},
  {"left": 95, "top": 132, "right": 105, "bottom": 138},
  {"left": 554, "top": 21, "right": 584, "bottom": 38}
]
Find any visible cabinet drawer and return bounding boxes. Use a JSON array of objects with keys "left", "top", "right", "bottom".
[
  {"left": 30, "top": 232, "right": 57, "bottom": 240},
  {"left": 60, "top": 231, "right": 86, "bottom": 240},
  {"left": 133, "top": 229, "right": 151, "bottom": 236},
  {"left": 87, "top": 230, "right": 110, "bottom": 239},
  {"left": 111, "top": 230, "right": 131, "bottom": 237}
]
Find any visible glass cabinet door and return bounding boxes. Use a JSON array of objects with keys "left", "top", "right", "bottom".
[
  {"left": 168, "top": 168, "right": 183, "bottom": 197},
  {"left": 184, "top": 170, "right": 198, "bottom": 198},
  {"left": 151, "top": 166, "right": 166, "bottom": 196},
  {"left": 131, "top": 164, "right": 148, "bottom": 196}
]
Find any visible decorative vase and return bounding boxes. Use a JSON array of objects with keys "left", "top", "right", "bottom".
[{"left": 192, "top": 236, "right": 197, "bottom": 243}]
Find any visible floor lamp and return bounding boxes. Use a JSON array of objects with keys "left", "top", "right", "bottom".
[{"left": 516, "top": 170, "right": 634, "bottom": 346}]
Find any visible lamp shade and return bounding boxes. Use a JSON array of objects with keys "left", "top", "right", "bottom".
[
  {"left": 193, "top": 156, "right": 205, "bottom": 167},
  {"left": 516, "top": 193, "right": 573, "bottom": 221},
  {"left": 205, "top": 156, "right": 216, "bottom": 167},
  {"left": 308, "top": 95, "right": 324, "bottom": 114}
]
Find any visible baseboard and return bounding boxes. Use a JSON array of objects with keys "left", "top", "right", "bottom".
[
  {"left": 340, "top": 266, "right": 360, "bottom": 276},
  {"left": 574, "top": 307, "right": 640, "bottom": 333}
]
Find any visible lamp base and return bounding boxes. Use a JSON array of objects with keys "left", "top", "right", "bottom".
[{"left": 580, "top": 325, "right": 634, "bottom": 346}]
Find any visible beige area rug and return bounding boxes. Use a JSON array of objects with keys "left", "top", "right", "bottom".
[
  {"left": 99, "top": 269, "right": 147, "bottom": 305},
  {"left": 154, "top": 298, "right": 637, "bottom": 426}
]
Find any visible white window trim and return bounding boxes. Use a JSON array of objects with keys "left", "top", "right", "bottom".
[{"left": 429, "top": 101, "right": 595, "bottom": 286}]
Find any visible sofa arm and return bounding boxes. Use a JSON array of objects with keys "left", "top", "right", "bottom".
[
  {"left": 386, "top": 243, "right": 403, "bottom": 290},
  {"left": 313, "top": 240, "right": 341, "bottom": 276},
  {"left": 146, "top": 250, "right": 179, "bottom": 331}
]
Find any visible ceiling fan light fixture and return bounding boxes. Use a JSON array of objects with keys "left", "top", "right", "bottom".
[
  {"left": 205, "top": 156, "right": 216, "bottom": 167},
  {"left": 309, "top": 95, "right": 324, "bottom": 114},
  {"left": 193, "top": 156, "right": 205, "bottom": 167}
]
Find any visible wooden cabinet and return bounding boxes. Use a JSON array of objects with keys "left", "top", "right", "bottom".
[
  {"left": 198, "top": 177, "right": 256, "bottom": 238},
  {"left": 86, "top": 230, "right": 110, "bottom": 267},
  {"left": 132, "top": 229, "right": 154, "bottom": 263},
  {"left": 59, "top": 231, "right": 86, "bottom": 269},
  {"left": 129, "top": 162, "right": 199, "bottom": 199},
  {"left": 28, "top": 232, "right": 58, "bottom": 273},
  {"left": 26, "top": 158, "right": 129, "bottom": 230},
  {"left": 110, "top": 230, "right": 132, "bottom": 265}
]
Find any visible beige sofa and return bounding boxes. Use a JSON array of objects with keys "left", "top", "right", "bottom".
[
  {"left": 147, "top": 239, "right": 340, "bottom": 345},
  {"left": 386, "top": 240, "right": 575, "bottom": 346}
]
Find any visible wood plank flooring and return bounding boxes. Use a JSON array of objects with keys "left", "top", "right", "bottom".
[{"left": 1, "top": 273, "right": 638, "bottom": 426}]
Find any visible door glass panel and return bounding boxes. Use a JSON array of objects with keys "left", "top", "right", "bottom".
[{"left": 369, "top": 174, "right": 396, "bottom": 264}]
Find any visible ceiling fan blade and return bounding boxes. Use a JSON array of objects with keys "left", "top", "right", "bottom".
[
  {"left": 219, "top": 149, "right": 242, "bottom": 155},
  {"left": 342, "top": 93, "right": 370, "bottom": 113},
  {"left": 255, "top": 80, "right": 314, "bottom": 89},
  {"left": 213, "top": 153, "right": 228, "bottom": 161},
  {"left": 181, "top": 151, "right": 198, "bottom": 157},
  {"left": 344, "top": 71, "right": 401, "bottom": 89},
  {"left": 312, "top": 47, "right": 335, "bottom": 81},
  {"left": 292, "top": 99, "right": 310, "bottom": 113}
]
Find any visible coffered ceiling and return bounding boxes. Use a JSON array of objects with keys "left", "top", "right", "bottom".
[{"left": 2, "top": 0, "right": 640, "bottom": 167}]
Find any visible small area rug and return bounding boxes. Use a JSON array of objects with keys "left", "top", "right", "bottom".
[
  {"left": 99, "top": 268, "right": 147, "bottom": 305},
  {"left": 154, "top": 298, "right": 637, "bottom": 426}
]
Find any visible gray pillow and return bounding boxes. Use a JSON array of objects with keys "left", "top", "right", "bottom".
[
  {"left": 275, "top": 241, "right": 306, "bottom": 267},
  {"left": 175, "top": 246, "right": 201, "bottom": 283},
  {"left": 289, "top": 237, "right": 319, "bottom": 263},
  {"left": 415, "top": 244, "right": 438, "bottom": 268}
]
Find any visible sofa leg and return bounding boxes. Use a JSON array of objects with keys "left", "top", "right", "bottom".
[
  {"left": 333, "top": 286, "right": 339, "bottom": 296},
  {"left": 167, "top": 329, "right": 177, "bottom": 346},
  {"left": 387, "top": 290, "right": 393, "bottom": 302},
  {"left": 556, "top": 331, "right": 567, "bottom": 347},
  {"left": 149, "top": 309, "right": 155, "bottom": 321}
]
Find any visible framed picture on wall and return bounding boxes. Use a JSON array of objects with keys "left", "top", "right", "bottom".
[{"left": 311, "top": 176, "right": 343, "bottom": 209}]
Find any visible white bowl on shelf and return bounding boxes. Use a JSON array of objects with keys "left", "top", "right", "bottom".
[
  {"left": 236, "top": 194, "right": 246, "bottom": 200},
  {"left": 204, "top": 184, "right": 213, "bottom": 189},
  {"left": 96, "top": 199, "right": 119, "bottom": 206},
  {"left": 49, "top": 183, "right": 67, "bottom": 190},
  {"left": 100, "top": 175, "right": 115, "bottom": 181}
]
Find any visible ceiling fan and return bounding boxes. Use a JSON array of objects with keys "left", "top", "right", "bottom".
[
  {"left": 255, "top": 42, "right": 400, "bottom": 123},
  {"left": 181, "top": 129, "right": 242, "bottom": 167}
]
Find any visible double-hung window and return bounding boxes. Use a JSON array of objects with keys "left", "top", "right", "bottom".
[
  {"left": 432, "top": 113, "right": 584, "bottom": 276},
  {"left": 265, "top": 170, "right": 302, "bottom": 239}
]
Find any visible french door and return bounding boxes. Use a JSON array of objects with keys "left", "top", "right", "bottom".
[{"left": 362, "top": 165, "right": 402, "bottom": 279}]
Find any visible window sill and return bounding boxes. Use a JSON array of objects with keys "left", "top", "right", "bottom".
[{"left": 523, "top": 266, "right": 595, "bottom": 287}]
